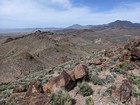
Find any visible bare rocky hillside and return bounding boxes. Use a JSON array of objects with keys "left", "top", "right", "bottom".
[
  {"left": 0, "top": 26, "right": 140, "bottom": 83},
  {"left": 0, "top": 21, "right": 140, "bottom": 104},
  {"left": 0, "top": 38, "right": 140, "bottom": 105}
]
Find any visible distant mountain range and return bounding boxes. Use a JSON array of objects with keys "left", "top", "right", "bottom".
[
  {"left": 67, "top": 20, "right": 140, "bottom": 29},
  {"left": 0, "top": 20, "right": 140, "bottom": 33},
  {"left": 0, "top": 28, "right": 61, "bottom": 33}
]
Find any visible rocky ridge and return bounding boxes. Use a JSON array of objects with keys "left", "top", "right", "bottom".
[{"left": 0, "top": 38, "right": 140, "bottom": 105}]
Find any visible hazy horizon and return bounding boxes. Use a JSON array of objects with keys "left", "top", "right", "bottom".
[{"left": 0, "top": 19, "right": 136, "bottom": 29}]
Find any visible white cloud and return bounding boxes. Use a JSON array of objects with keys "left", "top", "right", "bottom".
[{"left": 0, "top": 0, "right": 140, "bottom": 28}]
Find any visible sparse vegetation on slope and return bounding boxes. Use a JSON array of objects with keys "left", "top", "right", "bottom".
[
  {"left": 79, "top": 82, "right": 93, "bottom": 96},
  {"left": 0, "top": 30, "right": 140, "bottom": 105},
  {"left": 49, "top": 90, "right": 73, "bottom": 105}
]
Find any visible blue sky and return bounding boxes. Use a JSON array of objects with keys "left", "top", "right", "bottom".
[{"left": 0, "top": 0, "right": 140, "bottom": 28}]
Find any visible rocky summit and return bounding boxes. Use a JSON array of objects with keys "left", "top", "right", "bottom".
[{"left": 0, "top": 21, "right": 140, "bottom": 105}]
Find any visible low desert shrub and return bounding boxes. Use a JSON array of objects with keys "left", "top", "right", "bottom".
[
  {"left": 131, "top": 87, "right": 140, "bottom": 98},
  {"left": 105, "top": 75, "right": 115, "bottom": 84},
  {"left": 111, "top": 55, "right": 119, "bottom": 62},
  {"left": 1, "top": 91, "right": 11, "bottom": 99},
  {"left": 111, "top": 73, "right": 117, "bottom": 78},
  {"left": 90, "top": 75, "right": 104, "bottom": 85},
  {"left": 85, "top": 97, "right": 94, "bottom": 105},
  {"left": 103, "top": 87, "right": 112, "bottom": 96},
  {"left": 110, "top": 67, "right": 126, "bottom": 74},
  {"left": 129, "top": 75, "right": 140, "bottom": 88},
  {"left": 118, "top": 62, "right": 134, "bottom": 70},
  {"left": 49, "top": 90, "right": 73, "bottom": 105},
  {"left": 0, "top": 84, "right": 8, "bottom": 92},
  {"left": 109, "top": 96, "right": 117, "bottom": 104},
  {"left": 79, "top": 82, "right": 93, "bottom": 96},
  {"left": 110, "top": 62, "right": 135, "bottom": 74}
]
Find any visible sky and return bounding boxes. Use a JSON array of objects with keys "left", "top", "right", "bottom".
[{"left": 0, "top": 0, "right": 140, "bottom": 28}]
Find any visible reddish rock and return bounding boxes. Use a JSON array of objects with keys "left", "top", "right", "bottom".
[
  {"left": 80, "top": 61, "right": 90, "bottom": 66},
  {"left": 102, "top": 57, "right": 110, "bottom": 62},
  {"left": 29, "top": 93, "right": 49, "bottom": 105},
  {"left": 120, "top": 79, "right": 132, "bottom": 103},
  {"left": 16, "top": 100, "right": 29, "bottom": 105},
  {"left": 8, "top": 93, "right": 25, "bottom": 103},
  {"left": 72, "top": 64, "right": 88, "bottom": 80},
  {"left": 120, "top": 50, "right": 131, "bottom": 61},
  {"left": 25, "top": 80, "right": 44, "bottom": 97},
  {"left": 90, "top": 59, "right": 102, "bottom": 65},
  {"left": 13, "top": 87, "right": 27, "bottom": 93},
  {"left": 16, "top": 93, "right": 49, "bottom": 105},
  {"left": 43, "top": 71, "right": 75, "bottom": 94},
  {"left": 130, "top": 47, "right": 140, "bottom": 61},
  {"left": 104, "top": 49, "right": 115, "bottom": 57},
  {"left": 123, "top": 39, "right": 140, "bottom": 63},
  {"left": 68, "top": 70, "right": 75, "bottom": 81},
  {"left": 136, "top": 99, "right": 140, "bottom": 105},
  {"left": 0, "top": 100, "right": 6, "bottom": 105},
  {"left": 16, "top": 81, "right": 48, "bottom": 105}
]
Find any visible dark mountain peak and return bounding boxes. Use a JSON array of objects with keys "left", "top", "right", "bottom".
[
  {"left": 71, "top": 24, "right": 82, "bottom": 27},
  {"left": 113, "top": 20, "right": 132, "bottom": 23},
  {"left": 66, "top": 20, "right": 140, "bottom": 29},
  {"left": 67, "top": 24, "right": 83, "bottom": 29},
  {"left": 108, "top": 20, "right": 140, "bottom": 28}
]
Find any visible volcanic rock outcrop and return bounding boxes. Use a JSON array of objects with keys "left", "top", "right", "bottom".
[
  {"left": 120, "top": 79, "right": 132, "bottom": 103},
  {"left": 43, "top": 71, "right": 75, "bottom": 94},
  {"left": 43, "top": 64, "right": 88, "bottom": 94}
]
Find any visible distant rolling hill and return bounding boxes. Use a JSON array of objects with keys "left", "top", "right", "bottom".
[
  {"left": 1, "top": 20, "right": 140, "bottom": 34},
  {"left": 0, "top": 27, "right": 61, "bottom": 34},
  {"left": 67, "top": 20, "right": 140, "bottom": 29}
]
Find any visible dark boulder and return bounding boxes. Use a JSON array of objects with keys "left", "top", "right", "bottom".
[
  {"left": 120, "top": 79, "right": 132, "bottom": 103},
  {"left": 43, "top": 71, "right": 75, "bottom": 94},
  {"left": 13, "top": 87, "right": 27, "bottom": 93}
]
